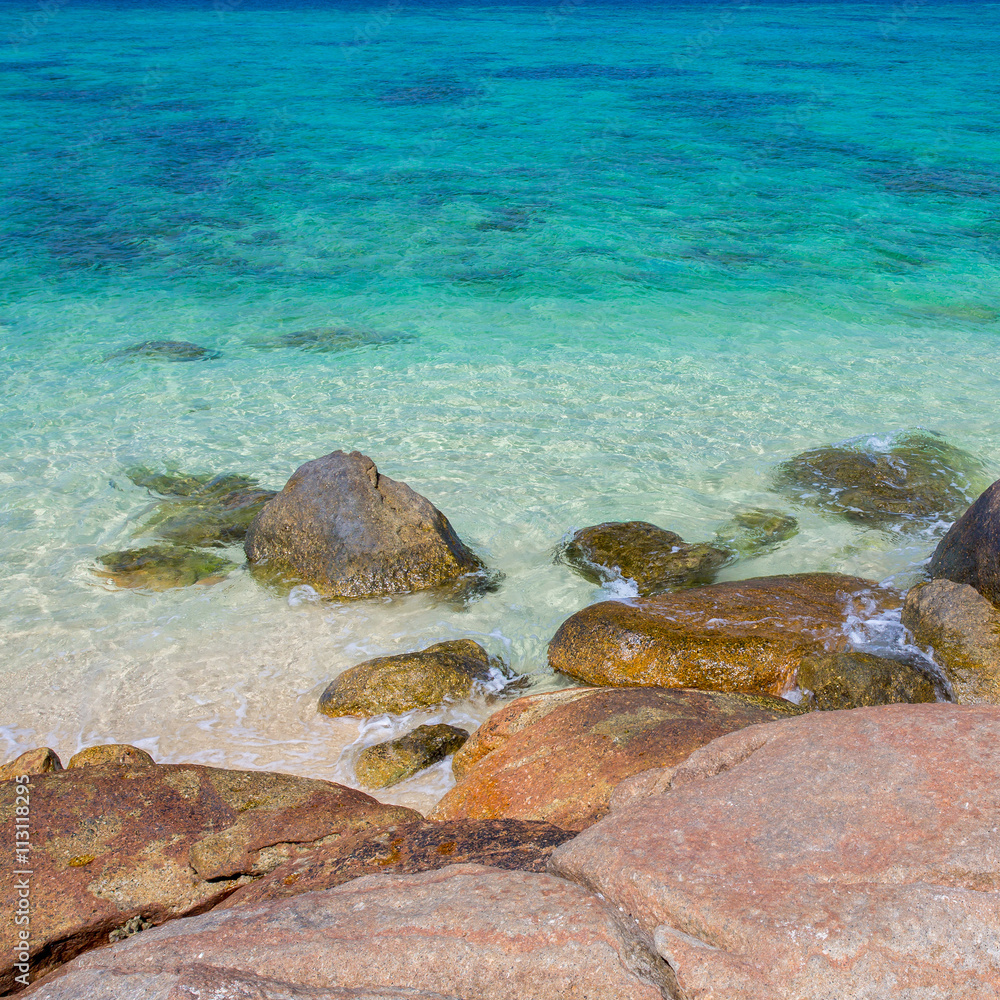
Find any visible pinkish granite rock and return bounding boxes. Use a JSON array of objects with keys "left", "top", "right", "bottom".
[
  {"left": 550, "top": 703, "right": 1000, "bottom": 999},
  {"left": 22, "top": 865, "right": 672, "bottom": 1000}
]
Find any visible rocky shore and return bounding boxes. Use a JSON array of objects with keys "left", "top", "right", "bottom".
[{"left": 5, "top": 433, "right": 1000, "bottom": 997}]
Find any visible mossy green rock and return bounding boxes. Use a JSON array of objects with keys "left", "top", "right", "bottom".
[
  {"left": 355, "top": 724, "right": 470, "bottom": 788},
  {"left": 775, "top": 430, "right": 985, "bottom": 529},
  {"left": 795, "top": 651, "right": 938, "bottom": 710},
  {"left": 68, "top": 744, "right": 156, "bottom": 769},
  {"left": 129, "top": 468, "right": 277, "bottom": 547},
  {"left": 94, "top": 545, "right": 235, "bottom": 590},
  {"left": 267, "top": 326, "right": 412, "bottom": 352},
  {"left": 715, "top": 508, "right": 798, "bottom": 557},
  {"left": 105, "top": 340, "right": 221, "bottom": 362},
  {"left": 560, "top": 520, "right": 729, "bottom": 595},
  {"left": 319, "top": 639, "right": 498, "bottom": 718}
]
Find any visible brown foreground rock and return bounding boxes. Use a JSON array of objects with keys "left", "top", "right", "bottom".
[
  {"left": 927, "top": 477, "right": 1000, "bottom": 606},
  {"left": 23, "top": 866, "right": 672, "bottom": 1000},
  {"left": 319, "top": 640, "right": 498, "bottom": 718},
  {"left": 548, "top": 573, "right": 899, "bottom": 695},
  {"left": 245, "top": 450, "right": 484, "bottom": 598},
  {"left": 431, "top": 687, "right": 804, "bottom": 830},
  {"left": 219, "top": 818, "right": 574, "bottom": 908},
  {"left": 902, "top": 578, "right": 1000, "bottom": 703},
  {"left": 795, "top": 650, "right": 938, "bottom": 709},
  {"left": 0, "top": 748, "right": 62, "bottom": 782},
  {"left": 67, "top": 744, "right": 155, "bottom": 768},
  {"left": 0, "top": 763, "right": 418, "bottom": 992},
  {"left": 560, "top": 520, "right": 729, "bottom": 595},
  {"left": 551, "top": 703, "right": 1000, "bottom": 999}
]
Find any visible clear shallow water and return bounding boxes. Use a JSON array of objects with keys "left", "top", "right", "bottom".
[{"left": 1, "top": 0, "right": 998, "bottom": 813}]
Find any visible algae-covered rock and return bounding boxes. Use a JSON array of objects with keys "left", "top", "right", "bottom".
[
  {"left": 245, "top": 450, "right": 485, "bottom": 599},
  {"left": 94, "top": 545, "right": 235, "bottom": 590},
  {"left": 901, "top": 578, "right": 1000, "bottom": 704},
  {"left": 319, "top": 640, "right": 499, "bottom": 719},
  {"left": 68, "top": 744, "right": 156, "bottom": 769},
  {"left": 795, "top": 651, "right": 938, "bottom": 710},
  {"left": 128, "top": 468, "right": 277, "bottom": 548},
  {"left": 774, "top": 430, "right": 984, "bottom": 529},
  {"left": 927, "top": 477, "right": 1000, "bottom": 607},
  {"left": 355, "top": 725, "right": 470, "bottom": 789},
  {"left": 548, "top": 573, "right": 901, "bottom": 696},
  {"left": 560, "top": 521, "right": 729, "bottom": 595},
  {"left": 105, "top": 340, "right": 221, "bottom": 362},
  {"left": 715, "top": 508, "right": 798, "bottom": 557},
  {"left": 0, "top": 747, "right": 62, "bottom": 782}
]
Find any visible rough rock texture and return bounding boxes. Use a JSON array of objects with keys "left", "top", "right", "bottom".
[
  {"left": 244, "top": 450, "right": 484, "bottom": 598},
  {"left": 551, "top": 703, "right": 1000, "bottom": 1000},
  {"left": 560, "top": 521, "right": 729, "bottom": 595},
  {"left": 319, "top": 640, "right": 498, "bottom": 718},
  {"left": 267, "top": 326, "right": 412, "bottom": 353},
  {"left": 23, "top": 866, "right": 672, "bottom": 1000},
  {"left": 0, "top": 747, "right": 62, "bottom": 782},
  {"left": 714, "top": 508, "right": 798, "bottom": 557},
  {"left": 431, "top": 687, "right": 804, "bottom": 830},
  {"left": 927, "top": 477, "right": 1000, "bottom": 606},
  {"left": 0, "top": 763, "right": 419, "bottom": 992},
  {"left": 548, "top": 573, "right": 900, "bottom": 695},
  {"left": 795, "top": 650, "right": 939, "bottom": 709},
  {"left": 355, "top": 724, "right": 469, "bottom": 788},
  {"left": 93, "top": 545, "right": 235, "bottom": 590},
  {"left": 24, "top": 965, "right": 462, "bottom": 999},
  {"left": 902, "top": 578, "right": 1000, "bottom": 704},
  {"left": 774, "top": 430, "right": 983, "bottom": 529},
  {"left": 105, "top": 340, "right": 221, "bottom": 362},
  {"left": 67, "top": 744, "right": 155, "bottom": 768},
  {"left": 219, "top": 818, "right": 575, "bottom": 908}
]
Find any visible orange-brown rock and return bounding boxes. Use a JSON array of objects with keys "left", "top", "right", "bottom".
[
  {"left": 548, "top": 573, "right": 901, "bottom": 695},
  {"left": 0, "top": 762, "right": 418, "bottom": 993},
  {"left": 430, "top": 687, "right": 804, "bottom": 830},
  {"left": 0, "top": 747, "right": 62, "bottom": 782},
  {"left": 219, "top": 818, "right": 574, "bottom": 909},
  {"left": 551, "top": 703, "right": 1000, "bottom": 999}
]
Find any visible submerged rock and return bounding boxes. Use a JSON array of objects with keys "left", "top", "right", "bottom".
[
  {"left": 715, "top": 507, "right": 798, "bottom": 557},
  {"left": 94, "top": 545, "right": 236, "bottom": 590},
  {"left": 245, "top": 450, "right": 486, "bottom": 598},
  {"left": 550, "top": 704, "right": 1000, "bottom": 999},
  {"left": 0, "top": 763, "right": 418, "bottom": 992},
  {"left": 548, "top": 573, "right": 900, "bottom": 696},
  {"left": 105, "top": 340, "right": 221, "bottom": 362},
  {"left": 28, "top": 866, "right": 671, "bottom": 1000},
  {"left": 128, "top": 468, "right": 277, "bottom": 548},
  {"left": 927, "top": 477, "right": 1000, "bottom": 606},
  {"left": 262, "top": 326, "right": 411, "bottom": 353},
  {"left": 430, "top": 687, "right": 805, "bottom": 831},
  {"left": 68, "top": 744, "right": 155, "bottom": 769},
  {"left": 319, "top": 640, "right": 500, "bottom": 719},
  {"left": 902, "top": 579, "right": 1000, "bottom": 704},
  {"left": 795, "top": 650, "right": 938, "bottom": 709},
  {"left": 559, "top": 520, "right": 729, "bottom": 595},
  {"left": 0, "top": 747, "right": 62, "bottom": 782},
  {"left": 774, "top": 430, "right": 984, "bottom": 528},
  {"left": 219, "top": 818, "right": 574, "bottom": 908},
  {"left": 355, "top": 724, "right": 470, "bottom": 789}
]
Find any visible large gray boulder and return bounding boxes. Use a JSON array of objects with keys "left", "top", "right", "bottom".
[{"left": 245, "top": 451, "right": 484, "bottom": 598}]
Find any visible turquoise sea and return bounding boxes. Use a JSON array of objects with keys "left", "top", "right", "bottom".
[{"left": 1, "top": 0, "right": 998, "bottom": 810}]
